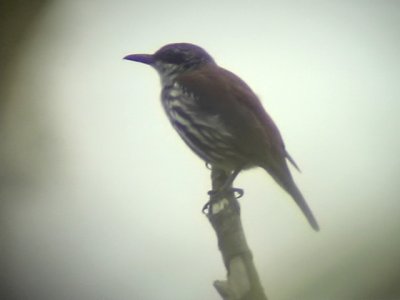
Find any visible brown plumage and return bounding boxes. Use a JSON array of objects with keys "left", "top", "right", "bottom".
[{"left": 124, "top": 43, "right": 319, "bottom": 231}]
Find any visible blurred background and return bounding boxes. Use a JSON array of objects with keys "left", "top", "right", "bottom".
[{"left": 1, "top": 0, "right": 399, "bottom": 299}]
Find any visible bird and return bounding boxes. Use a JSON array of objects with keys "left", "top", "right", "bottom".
[{"left": 124, "top": 43, "right": 319, "bottom": 231}]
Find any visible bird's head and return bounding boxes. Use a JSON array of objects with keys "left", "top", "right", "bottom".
[{"left": 124, "top": 43, "right": 215, "bottom": 82}]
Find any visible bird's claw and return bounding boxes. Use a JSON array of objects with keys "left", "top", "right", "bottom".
[
  {"left": 207, "top": 187, "right": 244, "bottom": 199},
  {"left": 202, "top": 187, "right": 244, "bottom": 214},
  {"left": 202, "top": 201, "right": 211, "bottom": 214},
  {"left": 233, "top": 187, "right": 244, "bottom": 198}
]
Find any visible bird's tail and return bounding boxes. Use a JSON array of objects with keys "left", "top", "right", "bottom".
[
  {"left": 286, "top": 183, "right": 319, "bottom": 231},
  {"left": 265, "top": 166, "right": 319, "bottom": 231}
]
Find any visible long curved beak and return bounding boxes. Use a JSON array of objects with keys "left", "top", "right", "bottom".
[{"left": 124, "top": 54, "right": 154, "bottom": 65}]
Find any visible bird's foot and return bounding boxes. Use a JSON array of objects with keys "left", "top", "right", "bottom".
[
  {"left": 208, "top": 187, "right": 244, "bottom": 199},
  {"left": 205, "top": 162, "right": 212, "bottom": 170},
  {"left": 202, "top": 187, "right": 244, "bottom": 214}
]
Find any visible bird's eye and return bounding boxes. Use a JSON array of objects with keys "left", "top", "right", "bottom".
[
  {"left": 156, "top": 49, "right": 191, "bottom": 65},
  {"left": 165, "top": 52, "right": 187, "bottom": 64}
]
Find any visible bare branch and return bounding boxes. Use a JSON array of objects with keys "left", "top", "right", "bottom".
[{"left": 206, "top": 168, "right": 268, "bottom": 300}]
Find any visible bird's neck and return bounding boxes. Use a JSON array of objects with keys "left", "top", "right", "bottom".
[
  {"left": 154, "top": 62, "right": 181, "bottom": 86},
  {"left": 156, "top": 62, "right": 204, "bottom": 87},
  {"left": 159, "top": 72, "right": 178, "bottom": 87}
]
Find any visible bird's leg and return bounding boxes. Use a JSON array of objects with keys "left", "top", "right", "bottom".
[
  {"left": 203, "top": 167, "right": 244, "bottom": 213},
  {"left": 208, "top": 170, "right": 243, "bottom": 199},
  {"left": 216, "top": 168, "right": 242, "bottom": 195}
]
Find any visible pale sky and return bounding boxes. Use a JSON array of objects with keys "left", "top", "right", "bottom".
[{"left": 1, "top": 1, "right": 400, "bottom": 299}]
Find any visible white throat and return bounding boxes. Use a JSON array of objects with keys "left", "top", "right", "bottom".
[{"left": 154, "top": 62, "right": 181, "bottom": 86}]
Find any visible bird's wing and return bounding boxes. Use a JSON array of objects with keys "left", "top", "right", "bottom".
[
  {"left": 176, "top": 64, "right": 292, "bottom": 165},
  {"left": 177, "top": 65, "right": 317, "bottom": 229}
]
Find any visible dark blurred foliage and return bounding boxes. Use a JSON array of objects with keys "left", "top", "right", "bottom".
[
  {"left": 0, "top": 2, "right": 52, "bottom": 298},
  {"left": 0, "top": 0, "right": 53, "bottom": 185},
  {"left": 0, "top": 0, "right": 51, "bottom": 96}
]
